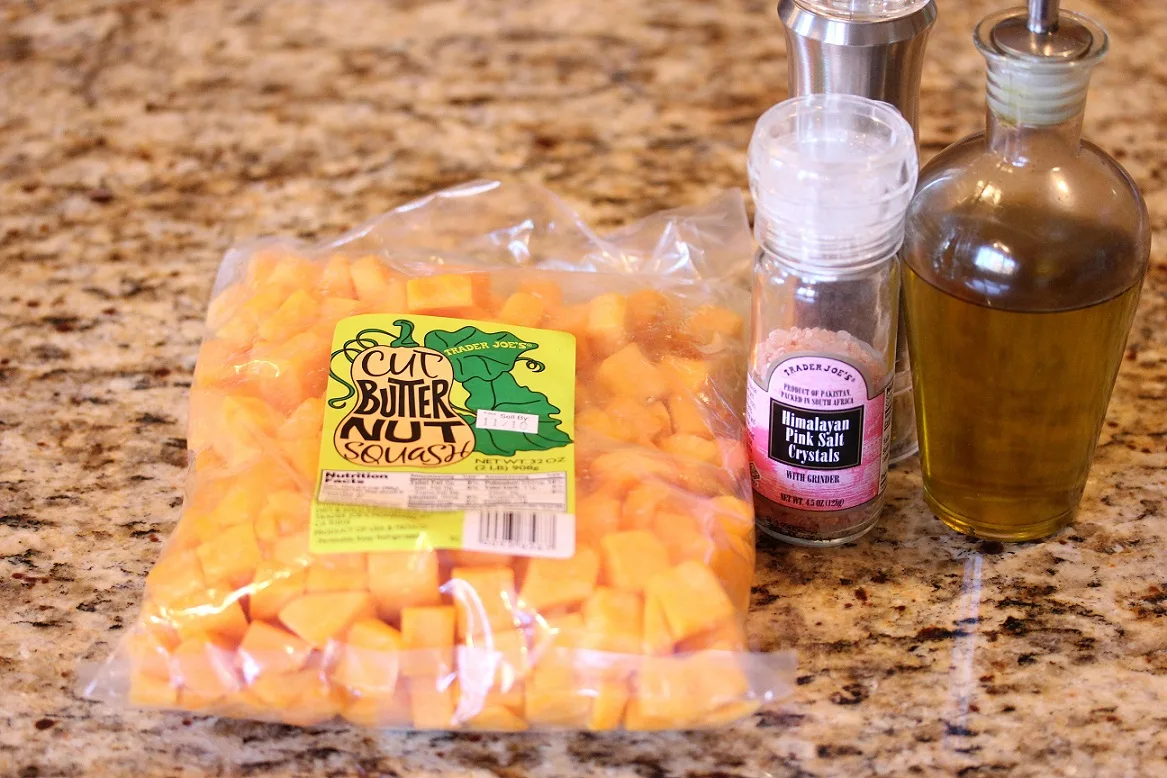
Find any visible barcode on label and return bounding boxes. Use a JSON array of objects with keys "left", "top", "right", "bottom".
[{"left": 462, "top": 511, "right": 575, "bottom": 559}]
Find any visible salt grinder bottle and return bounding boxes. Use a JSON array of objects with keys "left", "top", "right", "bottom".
[
  {"left": 746, "top": 94, "right": 918, "bottom": 546},
  {"left": 903, "top": 1, "right": 1150, "bottom": 543},
  {"left": 778, "top": 0, "right": 937, "bottom": 465}
]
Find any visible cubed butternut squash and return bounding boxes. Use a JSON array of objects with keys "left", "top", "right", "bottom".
[
  {"left": 368, "top": 550, "right": 442, "bottom": 622},
  {"left": 278, "top": 591, "right": 377, "bottom": 649},
  {"left": 600, "top": 531, "right": 670, "bottom": 593},
  {"left": 448, "top": 565, "right": 518, "bottom": 638},
  {"left": 595, "top": 343, "right": 669, "bottom": 403},
  {"left": 238, "top": 620, "right": 314, "bottom": 680},
  {"left": 645, "top": 561, "right": 735, "bottom": 643},
  {"left": 519, "top": 547, "right": 599, "bottom": 612},
  {"left": 331, "top": 618, "right": 401, "bottom": 695},
  {"left": 400, "top": 605, "right": 456, "bottom": 678}
]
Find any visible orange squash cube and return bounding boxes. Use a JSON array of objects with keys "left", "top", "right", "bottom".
[
  {"left": 677, "top": 617, "right": 748, "bottom": 652},
  {"left": 319, "top": 254, "right": 356, "bottom": 299},
  {"left": 667, "top": 392, "right": 714, "bottom": 438},
  {"left": 206, "top": 481, "right": 267, "bottom": 534},
  {"left": 248, "top": 666, "right": 321, "bottom": 710},
  {"left": 172, "top": 635, "right": 241, "bottom": 699},
  {"left": 350, "top": 256, "right": 406, "bottom": 310},
  {"left": 193, "top": 338, "right": 247, "bottom": 389},
  {"left": 319, "top": 296, "right": 363, "bottom": 325},
  {"left": 206, "top": 283, "right": 252, "bottom": 333},
  {"left": 306, "top": 553, "right": 369, "bottom": 593},
  {"left": 280, "top": 435, "right": 320, "bottom": 483},
  {"left": 625, "top": 288, "right": 674, "bottom": 340},
  {"left": 576, "top": 408, "right": 621, "bottom": 443},
  {"left": 410, "top": 677, "right": 457, "bottom": 729},
  {"left": 581, "top": 588, "right": 643, "bottom": 654},
  {"left": 278, "top": 398, "right": 325, "bottom": 442},
  {"left": 605, "top": 396, "right": 670, "bottom": 444},
  {"left": 659, "top": 433, "right": 723, "bottom": 466},
  {"left": 709, "top": 495, "right": 754, "bottom": 538},
  {"left": 269, "top": 530, "right": 312, "bottom": 567},
  {"left": 448, "top": 565, "right": 518, "bottom": 638},
  {"left": 466, "top": 705, "right": 528, "bottom": 731},
  {"left": 343, "top": 688, "right": 412, "bottom": 728},
  {"left": 167, "top": 588, "right": 250, "bottom": 644},
  {"left": 518, "top": 278, "right": 563, "bottom": 308},
  {"left": 406, "top": 274, "right": 482, "bottom": 313},
  {"left": 248, "top": 563, "right": 308, "bottom": 623},
  {"left": 587, "top": 680, "right": 630, "bottom": 731},
  {"left": 659, "top": 355, "right": 710, "bottom": 394},
  {"left": 265, "top": 254, "right": 323, "bottom": 291},
  {"left": 244, "top": 249, "right": 284, "bottom": 288},
  {"left": 595, "top": 343, "right": 669, "bottom": 404},
  {"left": 331, "top": 618, "right": 401, "bottom": 696},
  {"left": 646, "top": 561, "right": 735, "bottom": 643},
  {"left": 196, "top": 520, "right": 261, "bottom": 589},
  {"left": 278, "top": 591, "right": 377, "bottom": 649},
  {"left": 400, "top": 605, "right": 456, "bottom": 678},
  {"left": 145, "top": 549, "right": 207, "bottom": 605},
  {"left": 576, "top": 491, "right": 623, "bottom": 549},
  {"left": 589, "top": 449, "right": 676, "bottom": 494},
  {"left": 519, "top": 547, "right": 599, "bottom": 612},
  {"left": 258, "top": 289, "right": 321, "bottom": 342},
  {"left": 631, "top": 655, "right": 695, "bottom": 729},
  {"left": 642, "top": 590, "right": 674, "bottom": 655},
  {"left": 126, "top": 628, "right": 178, "bottom": 681},
  {"left": 496, "top": 291, "right": 547, "bottom": 327},
  {"left": 685, "top": 304, "right": 744, "bottom": 348},
  {"left": 367, "top": 550, "right": 442, "bottom": 623},
  {"left": 238, "top": 620, "right": 314, "bottom": 680},
  {"left": 279, "top": 677, "right": 345, "bottom": 727},
  {"left": 685, "top": 651, "right": 750, "bottom": 711},
  {"left": 621, "top": 482, "right": 673, "bottom": 530},
  {"left": 661, "top": 526, "right": 717, "bottom": 566},
  {"left": 709, "top": 533, "right": 754, "bottom": 614},
  {"left": 254, "top": 490, "right": 310, "bottom": 546},
  {"left": 585, "top": 292, "right": 628, "bottom": 358},
  {"left": 534, "top": 612, "right": 586, "bottom": 654},
  {"left": 129, "top": 670, "right": 179, "bottom": 709},
  {"left": 524, "top": 657, "right": 590, "bottom": 727},
  {"left": 600, "top": 531, "right": 670, "bottom": 593}
]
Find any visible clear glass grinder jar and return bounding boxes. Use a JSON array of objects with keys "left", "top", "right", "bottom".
[{"left": 745, "top": 94, "right": 919, "bottom": 546}]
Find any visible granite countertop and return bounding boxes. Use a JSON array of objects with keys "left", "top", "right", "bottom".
[{"left": 2, "top": 0, "right": 1165, "bottom": 776}]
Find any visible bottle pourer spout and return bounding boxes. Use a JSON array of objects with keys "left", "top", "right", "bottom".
[{"left": 1028, "top": 0, "right": 1059, "bottom": 35}]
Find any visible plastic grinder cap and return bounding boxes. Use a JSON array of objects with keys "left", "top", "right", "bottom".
[{"left": 748, "top": 94, "right": 919, "bottom": 268}]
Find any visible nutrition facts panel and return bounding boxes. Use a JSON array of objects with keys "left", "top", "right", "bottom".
[{"left": 317, "top": 470, "right": 569, "bottom": 512}]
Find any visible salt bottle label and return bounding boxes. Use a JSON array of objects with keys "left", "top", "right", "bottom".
[{"left": 746, "top": 354, "right": 891, "bottom": 512}]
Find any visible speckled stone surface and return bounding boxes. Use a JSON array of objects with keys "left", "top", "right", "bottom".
[{"left": 1, "top": 0, "right": 1165, "bottom": 776}]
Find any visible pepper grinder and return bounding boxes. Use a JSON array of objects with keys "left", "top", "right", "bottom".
[{"left": 778, "top": 0, "right": 937, "bottom": 464}]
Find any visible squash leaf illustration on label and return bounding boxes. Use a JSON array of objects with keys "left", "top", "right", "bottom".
[{"left": 328, "top": 318, "right": 572, "bottom": 464}]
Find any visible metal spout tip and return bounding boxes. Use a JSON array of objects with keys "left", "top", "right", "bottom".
[{"left": 1028, "top": 0, "right": 1060, "bottom": 35}]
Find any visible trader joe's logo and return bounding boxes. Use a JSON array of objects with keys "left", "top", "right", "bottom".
[{"left": 328, "top": 319, "right": 572, "bottom": 467}]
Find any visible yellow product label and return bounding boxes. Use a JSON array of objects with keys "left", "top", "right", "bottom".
[{"left": 311, "top": 314, "right": 576, "bottom": 558}]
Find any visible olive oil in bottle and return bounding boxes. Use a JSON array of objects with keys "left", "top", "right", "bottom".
[{"left": 902, "top": 3, "right": 1150, "bottom": 542}]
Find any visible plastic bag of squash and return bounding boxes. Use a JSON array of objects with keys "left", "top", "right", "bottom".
[{"left": 83, "top": 180, "right": 796, "bottom": 730}]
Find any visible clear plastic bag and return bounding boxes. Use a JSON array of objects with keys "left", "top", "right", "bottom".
[{"left": 81, "top": 179, "right": 796, "bottom": 730}]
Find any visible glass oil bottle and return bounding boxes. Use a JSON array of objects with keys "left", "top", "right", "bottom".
[{"left": 902, "top": 1, "right": 1150, "bottom": 542}]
